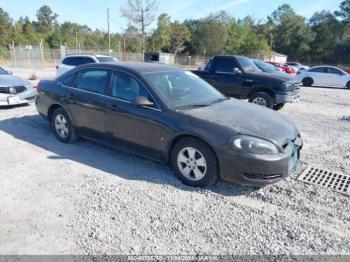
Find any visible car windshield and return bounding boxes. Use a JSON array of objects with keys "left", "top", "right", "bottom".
[
  {"left": 0, "top": 67, "right": 8, "bottom": 75},
  {"left": 96, "top": 56, "right": 118, "bottom": 63},
  {"left": 143, "top": 70, "right": 226, "bottom": 109},
  {"left": 236, "top": 57, "right": 260, "bottom": 72},
  {"left": 254, "top": 60, "right": 277, "bottom": 72}
]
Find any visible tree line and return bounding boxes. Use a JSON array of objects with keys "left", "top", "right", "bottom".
[{"left": 0, "top": 0, "right": 350, "bottom": 64}]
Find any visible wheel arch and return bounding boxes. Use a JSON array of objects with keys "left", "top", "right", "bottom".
[
  {"left": 47, "top": 104, "right": 75, "bottom": 125},
  {"left": 248, "top": 86, "right": 276, "bottom": 100}
]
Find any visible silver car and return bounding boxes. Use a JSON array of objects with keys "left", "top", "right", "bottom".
[{"left": 0, "top": 67, "right": 36, "bottom": 107}]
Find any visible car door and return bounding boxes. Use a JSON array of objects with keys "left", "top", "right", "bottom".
[
  {"left": 209, "top": 57, "right": 243, "bottom": 97},
  {"left": 104, "top": 70, "right": 168, "bottom": 160},
  {"left": 64, "top": 68, "right": 110, "bottom": 139},
  {"left": 327, "top": 67, "right": 347, "bottom": 87},
  {"left": 308, "top": 67, "right": 328, "bottom": 86}
]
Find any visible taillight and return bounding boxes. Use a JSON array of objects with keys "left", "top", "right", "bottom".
[{"left": 35, "top": 82, "right": 41, "bottom": 93}]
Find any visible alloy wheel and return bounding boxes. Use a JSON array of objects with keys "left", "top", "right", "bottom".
[
  {"left": 54, "top": 114, "right": 69, "bottom": 138},
  {"left": 252, "top": 97, "right": 267, "bottom": 107},
  {"left": 177, "top": 147, "right": 207, "bottom": 181}
]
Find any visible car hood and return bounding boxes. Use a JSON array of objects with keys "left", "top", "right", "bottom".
[
  {"left": 0, "top": 75, "right": 31, "bottom": 87},
  {"left": 245, "top": 70, "right": 293, "bottom": 83},
  {"left": 181, "top": 99, "right": 299, "bottom": 146}
]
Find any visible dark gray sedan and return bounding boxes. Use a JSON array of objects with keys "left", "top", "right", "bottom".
[
  {"left": 36, "top": 62, "right": 303, "bottom": 187},
  {"left": 0, "top": 67, "right": 36, "bottom": 107}
]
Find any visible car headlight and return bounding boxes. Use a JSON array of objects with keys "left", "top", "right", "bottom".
[
  {"left": 281, "top": 81, "right": 293, "bottom": 90},
  {"left": 232, "top": 136, "right": 280, "bottom": 155}
]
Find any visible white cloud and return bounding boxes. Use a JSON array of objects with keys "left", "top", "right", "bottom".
[{"left": 212, "top": 0, "right": 252, "bottom": 12}]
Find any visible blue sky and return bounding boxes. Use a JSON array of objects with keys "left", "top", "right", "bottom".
[{"left": 0, "top": 0, "right": 342, "bottom": 33}]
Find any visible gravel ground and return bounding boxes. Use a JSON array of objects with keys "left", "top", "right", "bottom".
[{"left": 0, "top": 86, "right": 349, "bottom": 255}]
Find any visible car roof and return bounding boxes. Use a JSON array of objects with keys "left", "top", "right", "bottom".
[
  {"left": 63, "top": 54, "right": 113, "bottom": 58},
  {"left": 310, "top": 65, "right": 337, "bottom": 69},
  {"left": 215, "top": 55, "right": 247, "bottom": 59},
  {"left": 63, "top": 61, "right": 181, "bottom": 75}
]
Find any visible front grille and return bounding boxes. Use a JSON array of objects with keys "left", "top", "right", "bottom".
[
  {"left": 292, "top": 82, "right": 301, "bottom": 91},
  {"left": 244, "top": 173, "right": 283, "bottom": 180},
  {"left": 0, "top": 86, "right": 26, "bottom": 94}
]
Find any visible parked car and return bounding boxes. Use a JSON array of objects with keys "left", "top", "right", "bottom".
[
  {"left": 253, "top": 59, "right": 288, "bottom": 75},
  {"left": 298, "top": 66, "right": 350, "bottom": 88},
  {"left": 285, "top": 62, "right": 309, "bottom": 72},
  {"left": 266, "top": 61, "right": 295, "bottom": 74},
  {"left": 0, "top": 66, "right": 36, "bottom": 107},
  {"left": 192, "top": 56, "right": 300, "bottom": 110},
  {"left": 56, "top": 54, "right": 118, "bottom": 76},
  {"left": 36, "top": 62, "right": 303, "bottom": 187}
]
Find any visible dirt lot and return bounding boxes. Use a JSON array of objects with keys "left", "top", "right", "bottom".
[{"left": 0, "top": 85, "right": 349, "bottom": 255}]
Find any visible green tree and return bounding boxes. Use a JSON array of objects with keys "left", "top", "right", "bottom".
[
  {"left": 335, "top": 0, "right": 350, "bottom": 22},
  {"left": 309, "top": 11, "right": 340, "bottom": 63},
  {"left": 270, "top": 4, "right": 314, "bottom": 61},
  {"left": 225, "top": 20, "right": 269, "bottom": 56},
  {"left": 0, "top": 8, "right": 13, "bottom": 46},
  {"left": 169, "top": 21, "right": 191, "bottom": 56},
  {"left": 36, "top": 5, "right": 58, "bottom": 33},
  {"left": 152, "top": 13, "right": 171, "bottom": 51}
]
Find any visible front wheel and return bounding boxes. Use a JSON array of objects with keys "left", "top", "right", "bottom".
[
  {"left": 273, "top": 103, "right": 285, "bottom": 111},
  {"left": 248, "top": 92, "right": 274, "bottom": 109},
  {"left": 52, "top": 108, "right": 78, "bottom": 143},
  {"left": 171, "top": 138, "right": 219, "bottom": 187},
  {"left": 346, "top": 81, "right": 350, "bottom": 89}
]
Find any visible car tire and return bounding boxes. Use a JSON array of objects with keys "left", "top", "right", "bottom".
[
  {"left": 302, "top": 77, "right": 313, "bottom": 87},
  {"left": 51, "top": 108, "right": 78, "bottom": 143},
  {"left": 346, "top": 81, "right": 350, "bottom": 89},
  {"left": 171, "top": 138, "right": 219, "bottom": 187},
  {"left": 273, "top": 103, "right": 285, "bottom": 111},
  {"left": 248, "top": 92, "right": 274, "bottom": 109}
]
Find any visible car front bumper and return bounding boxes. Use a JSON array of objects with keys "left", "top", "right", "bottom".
[
  {"left": 217, "top": 137, "right": 303, "bottom": 186},
  {"left": 275, "top": 89, "right": 300, "bottom": 104},
  {"left": 0, "top": 89, "right": 36, "bottom": 107}
]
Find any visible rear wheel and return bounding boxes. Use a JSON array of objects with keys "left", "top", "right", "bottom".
[
  {"left": 171, "top": 138, "right": 219, "bottom": 187},
  {"left": 302, "top": 77, "right": 313, "bottom": 87},
  {"left": 51, "top": 108, "right": 78, "bottom": 143},
  {"left": 248, "top": 92, "right": 274, "bottom": 109}
]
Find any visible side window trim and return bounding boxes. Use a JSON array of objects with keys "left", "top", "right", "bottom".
[{"left": 107, "top": 69, "right": 162, "bottom": 111}]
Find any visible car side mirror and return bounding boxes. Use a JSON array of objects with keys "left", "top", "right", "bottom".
[
  {"left": 7, "top": 70, "right": 13, "bottom": 75},
  {"left": 132, "top": 96, "right": 154, "bottom": 107},
  {"left": 233, "top": 68, "right": 242, "bottom": 74}
]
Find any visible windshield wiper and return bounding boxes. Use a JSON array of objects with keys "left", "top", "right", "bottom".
[{"left": 177, "top": 98, "right": 229, "bottom": 109}]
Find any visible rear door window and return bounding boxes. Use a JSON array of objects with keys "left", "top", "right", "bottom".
[
  {"left": 328, "top": 67, "right": 343, "bottom": 75},
  {"left": 75, "top": 69, "right": 109, "bottom": 95},
  {"left": 213, "top": 57, "right": 239, "bottom": 73},
  {"left": 83, "top": 57, "right": 96, "bottom": 64},
  {"left": 62, "top": 57, "right": 84, "bottom": 66}
]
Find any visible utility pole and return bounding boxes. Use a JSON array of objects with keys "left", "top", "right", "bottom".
[
  {"left": 107, "top": 8, "right": 111, "bottom": 53},
  {"left": 75, "top": 25, "right": 78, "bottom": 53}
]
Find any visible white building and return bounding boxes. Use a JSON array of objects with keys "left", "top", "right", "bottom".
[{"left": 267, "top": 51, "right": 288, "bottom": 64}]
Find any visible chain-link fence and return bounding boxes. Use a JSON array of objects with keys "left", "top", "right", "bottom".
[{"left": 0, "top": 45, "right": 210, "bottom": 69}]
